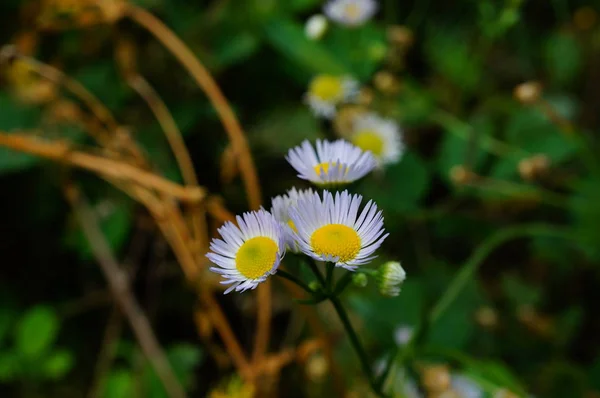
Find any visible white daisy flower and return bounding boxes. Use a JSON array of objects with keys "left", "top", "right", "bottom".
[
  {"left": 289, "top": 190, "right": 388, "bottom": 271},
  {"left": 286, "top": 139, "right": 377, "bottom": 187},
  {"left": 305, "top": 74, "right": 358, "bottom": 118},
  {"left": 376, "top": 261, "right": 406, "bottom": 297},
  {"left": 305, "top": 14, "right": 328, "bottom": 40},
  {"left": 393, "top": 325, "right": 414, "bottom": 346},
  {"left": 452, "top": 374, "right": 483, "bottom": 398},
  {"left": 270, "top": 187, "right": 315, "bottom": 253},
  {"left": 324, "top": 0, "right": 378, "bottom": 27},
  {"left": 206, "top": 210, "right": 285, "bottom": 294},
  {"left": 348, "top": 112, "right": 404, "bottom": 166}
]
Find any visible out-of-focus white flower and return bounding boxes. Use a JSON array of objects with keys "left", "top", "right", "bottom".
[
  {"left": 305, "top": 74, "right": 358, "bottom": 118},
  {"left": 393, "top": 325, "right": 414, "bottom": 346},
  {"left": 376, "top": 261, "right": 406, "bottom": 297},
  {"left": 324, "top": 0, "right": 378, "bottom": 27},
  {"left": 348, "top": 112, "right": 404, "bottom": 166},
  {"left": 452, "top": 374, "right": 483, "bottom": 398},
  {"left": 305, "top": 14, "right": 328, "bottom": 40}
]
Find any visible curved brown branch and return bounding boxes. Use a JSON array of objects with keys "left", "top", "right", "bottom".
[
  {"left": 125, "top": 5, "right": 262, "bottom": 210},
  {"left": 0, "top": 132, "right": 205, "bottom": 203}
]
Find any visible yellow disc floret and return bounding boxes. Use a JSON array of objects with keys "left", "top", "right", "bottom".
[
  {"left": 351, "top": 130, "right": 385, "bottom": 156},
  {"left": 235, "top": 237, "right": 278, "bottom": 279},
  {"left": 310, "top": 224, "right": 361, "bottom": 263},
  {"left": 344, "top": 4, "right": 361, "bottom": 20},
  {"left": 309, "top": 75, "right": 344, "bottom": 102},
  {"left": 287, "top": 219, "right": 298, "bottom": 233}
]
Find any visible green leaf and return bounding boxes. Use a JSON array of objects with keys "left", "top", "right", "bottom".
[
  {"left": 324, "top": 24, "right": 387, "bottom": 80},
  {"left": 144, "top": 344, "right": 203, "bottom": 398},
  {"left": 103, "top": 369, "right": 134, "bottom": 398},
  {"left": 212, "top": 31, "right": 261, "bottom": 69},
  {"left": 0, "top": 351, "right": 20, "bottom": 382},
  {"left": 437, "top": 113, "right": 491, "bottom": 182},
  {"left": 0, "top": 307, "right": 14, "bottom": 346},
  {"left": 0, "top": 92, "right": 42, "bottom": 174},
  {"left": 358, "top": 152, "right": 430, "bottom": 226},
  {"left": 43, "top": 349, "right": 74, "bottom": 380},
  {"left": 424, "top": 28, "right": 482, "bottom": 93},
  {"left": 544, "top": 33, "right": 582, "bottom": 87},
  {"left": 500, "top": 274, "right": 542, "bottom": 308},
  {"left": 66, "top": 200, "right": 133, "bottom": 260},
  {"left": 15, "top": 306, "right": 59, "bottom": 358},
  {"left": 263, "top": 18, "right": 349, "bottom": 76}
]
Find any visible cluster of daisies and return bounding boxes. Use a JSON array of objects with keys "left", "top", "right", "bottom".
[{"left": 207, "top": 139, "right": 402, "bottom": 294}]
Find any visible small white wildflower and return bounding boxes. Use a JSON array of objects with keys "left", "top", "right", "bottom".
[
  {"left": 393, "top": 325, "right": 414, "bottom": 346},
  {"left": 305, "top": 74, "right": 358, "bottom": 118},
  {"left": 305, "top": 14, "right": 328, "bottom": 40},
  {"left": 324, "top": 0, "right": 378, "bottom": 27},
  {"left": 348, "top": 112, "right": 404, "bottom": 166}
]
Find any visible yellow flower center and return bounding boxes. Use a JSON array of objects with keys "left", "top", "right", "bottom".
[
  {"left": 344, "top": 4, "right": 362, "bottom": 20},
  {"left": 313, "top": 162, "right": 347, "bottom": 176},
  {"left": 287, "top": 219, "right": 298, "bottom": 233},
  {"left": 309, "top": 75, "right": 344, "bottom": 102},
  {"left": 352, "top": 129, "right": 384, "bottom": 156},
  {"left": 310, "top": 224, "right": 361, "bottom": 263},
  {"left": 235, "top": 237, "right": 278, "bottom": 279}
]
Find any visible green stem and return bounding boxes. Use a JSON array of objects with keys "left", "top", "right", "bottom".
[
  {"left": 325, "top": 263, "right": 335, "bottom": 292},
  {"left": 429, "top": 224, "right": 573, "bottom": 324},
  {"left": 307, "top": 260, "right": 326, "bottom": 286},
  {"left": 332, "top": 272, "right": 354, "bottom": 296},
  {"left": 275, "top": 269, "right": 313, "bottom": 295},
  {"left": 330, "top": 296, "right": 384, "bottom": 397}
]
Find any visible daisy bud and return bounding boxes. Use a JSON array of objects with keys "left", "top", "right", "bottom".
[
  {"left": 352, "top": 273, "right": 368, "bottom": 288},
  {"left": 376, "top": 261, "right": 406, "bottom": 297},
  {"left": 305, "top": 14, "right": 328, "bottom": 40}
]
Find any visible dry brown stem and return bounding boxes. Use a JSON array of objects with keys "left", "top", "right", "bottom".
[
  {"left": 65, "top": 185, "right": 187, "bottom": 398},
  {"left": 0, "top": 132, "right": 205, "bottom": 203}
]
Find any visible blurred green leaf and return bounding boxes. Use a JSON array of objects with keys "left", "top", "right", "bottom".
[
  {"left": 144, "top": 344, "right": 203, "bottom": 398},
  {"left": 66, "top": 201, "right": 133, "bottom": 260},
  {"left": 263, "top": 18, "right": 349, "bottom": 77},
  {"left": 501, "top": 274, "right": 541, "bottom": 308},
  {"left": 425, "top": 28, "right": 482, "bottom": 93},
  {"left": 0, "top": 307, "right": 13, "bottom": 346},
  {"left": 0, "top": 93, "right": 42, "bottom": 174},
  {"left": 569, "top": 177, "right": 600, "bottom": 260},
  {"left": 103, "top": 369, "right": 134, "bottom": 398},
  {"left": 15, "top": 306, "right": 59, "bottom": 358},
  {"left": 43, "top": 349, "right": 74, "bottom": 380},
  {"left": 0, "top": 351, "right": 20, "bottom": 382},
  {"left": 544, "top": 33, "right": 582, "bottom": 87},
  {"left": 359, "top": 152, "right": 430, "bottom": 223},
  {"left": 250, "top": 106, "right": 322, "bottom": 154},
  {"left": 212, "top": 31, "right": 261, "bottom": 69}
]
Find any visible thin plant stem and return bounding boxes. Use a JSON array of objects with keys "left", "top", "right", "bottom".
[
  {"left": 65, "top": 185, "right": 187, "bottom": 398},
  {"left": 275, "top": 269, "right": 314, "bottom": 294},
  {"left": 125, "top": 5, "right": 262, "bottom": 210},
  {"left": 429, "top": 224, "right": 573, "bottom": 324},
  {"left": 124, "top": 5, "right": 271, "bottom": 366},
  {"left": 330, "top": 296, "right": 384, "bottom": 397},
  {"left": 325, "top": 263, "right": 335, "bottom": 291},
  {"left": 306, "top": 260, "right": 327, "bottom": 286}
]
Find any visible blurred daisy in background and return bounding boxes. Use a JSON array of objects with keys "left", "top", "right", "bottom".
[
  {"left": 207, "top": 210, "right": 285, "bottom": 294},
  {"left": 286, "top": 139, "right": 377, "bottom": 187},
  {"left": 304, "top": 14, "right": 328, "bottom": 40},
  {"left": 348, "top": 112, "right": 404, "bottom": 166},
  {"left": 394, "top": 325, "right": 414, "bottom": 346},
  {"left": 452, "top": 374, "right": 483, "bottom": 398},
  {"left": 289, "top": 190, "right": 388, "bottom": 270},
  {"left": 305, "top": 74, "right": 358, "bottom": 118},
  {"left": 270, "top": 187, "right": 315, "bottom": 252},
  {"left": 324, "top": 0, "right": 378, "bottom": 27}
]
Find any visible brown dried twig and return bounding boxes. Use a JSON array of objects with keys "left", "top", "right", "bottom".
[{"left": 65, "top": 184, "right": 187, "bottom": 398}]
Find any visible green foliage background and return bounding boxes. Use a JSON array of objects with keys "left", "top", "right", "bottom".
[{"left": 1, "top": 0, "right": 600, "bottom": 397}]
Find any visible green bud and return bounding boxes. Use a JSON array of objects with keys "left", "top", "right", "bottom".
[
  {"left": 376, "top": 261, "right": 406, "bottom": 297},
  {"left": 352, "top": 273, "right": 368, "bottom": 288},
  {"left": 308, "top": 280, "right": 321, "bottom": 292}
]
